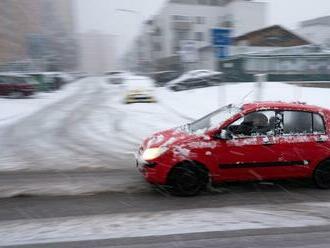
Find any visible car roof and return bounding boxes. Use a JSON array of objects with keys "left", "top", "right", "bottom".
[{"left": 242, "top": 101, "right": 329, "bottom": 114}]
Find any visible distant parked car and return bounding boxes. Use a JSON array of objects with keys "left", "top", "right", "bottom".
[
  {"left": 168, "top": 70, "right": 222, "bottom": 91},
  {"left": 105, "top": 71, "right": 126, "bottom": 76},
  {"left": 27, "top": 72, "right": 72, "bottom": 91},
  {"left": 106, "top": 71, "right": 128, "bottom": 85},
  {"left": 124, "top": 76, "right": 156, "bottom": 104},
  {"left": 152, "top": 71, "right": 182, "bottom": 87},
  {"left": 0, "top": 74, "right": 37, "bottom": 98}
]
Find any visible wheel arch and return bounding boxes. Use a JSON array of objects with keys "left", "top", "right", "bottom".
[
  {"left": 313, "top": 157, "right": 330, "bottom": 173},
  {"left": 166, "top": 159, "right": 210, "bottom": 185}
]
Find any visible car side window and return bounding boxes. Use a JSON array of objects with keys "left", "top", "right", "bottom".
[
  {"left": 282, "top": 111, "right": 313, "bottom": 135},
  {"left": 227, "top": 111, "right": 276, "bottom": 138},
  {"left": 313, "top": 113, "right": 326, "bottom": 134}
]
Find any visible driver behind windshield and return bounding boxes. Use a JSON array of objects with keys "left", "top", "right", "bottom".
[{"left": 230, "top": 112, "right": 271, "bottom": 136}]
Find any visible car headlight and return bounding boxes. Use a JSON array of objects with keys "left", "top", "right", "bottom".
[{"left": 142, "top": 147, "right": 168, "bottom": 161}]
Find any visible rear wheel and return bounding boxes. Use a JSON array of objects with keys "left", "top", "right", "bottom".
[
  {"left": 314, "top": 160, "right": 330, "bottom": 189},
  {"left": 168, "top": 162, "right": 209, "bottom": 196}
]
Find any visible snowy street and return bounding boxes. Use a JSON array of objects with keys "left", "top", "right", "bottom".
[
  {"left": 2, "top": 77, "right": 330, "bottom": 246},
  {"left": 1, "top": 77, "right": 330, "bottom": 197},
  {"left": 2, "top": 183, "right": 330, "bottom": 247}
]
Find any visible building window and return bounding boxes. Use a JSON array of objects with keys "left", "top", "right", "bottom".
[
  {"left": 196, "top": 16, "right": 206, "bottom": 24},
  {"left": 172, "top": 15, "right": 190, "bottom": 21},
  {"left": 153, "top": 27, "right": 162, "bottom": 36},
  {"left": 195, "top": 32, "right": 204, "bottom": 41},
  {"left": 175, "top": 30, "right": 189, "bottom": 41},
  {"left": 153, "top": 42, "right": 162, "bottom": 52}
]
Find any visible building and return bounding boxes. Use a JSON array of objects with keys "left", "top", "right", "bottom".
[
  {"left": 0, "top": 0, "right": 77, "bottom": 72},
  {"left": 296, "top": 16, "right": 330, "bottom": 48},
  {"left": 219, "top": 45, "right": 330, "bottom": 82},
  {"left": 200, "top": 25, "right": 311, "bottom": 71},
  {"left": 78, "top": 32, "right": 116, "bottom": 74},
  {"left": 124, "top": 0, "right": 267, "bottom": 72}
]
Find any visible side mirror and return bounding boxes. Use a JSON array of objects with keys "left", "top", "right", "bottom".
[{"left": 215, "top": 129, "right": 233, "bottom": 140}]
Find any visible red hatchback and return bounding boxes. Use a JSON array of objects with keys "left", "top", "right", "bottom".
[
  {"left": 0, "top": 74, "right": 36, "bottom": 98},
  {"left": 137, "top": 102, "right": 330, "bottom": 196}
]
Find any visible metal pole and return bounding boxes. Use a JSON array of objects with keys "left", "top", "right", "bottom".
[{"left": 255, "top": 73, "right": 267, "bottom": 101}]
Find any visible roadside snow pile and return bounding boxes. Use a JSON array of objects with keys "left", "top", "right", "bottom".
[
  {"left": 108, "top": 80, "right": 330, "bottom": 151},
  {"left": 157, "top": 82, "right": 330, "bottom": 120},
  {"left": 0, "top": 80, "right": 83, "bottom": 127}
]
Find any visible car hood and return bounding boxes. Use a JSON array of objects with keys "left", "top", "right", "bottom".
[{"left": 142, "top": 127, "right": 196, "bottom": 150}]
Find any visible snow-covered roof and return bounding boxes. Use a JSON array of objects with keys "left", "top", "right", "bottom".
[{"left": 301, "top": 16, "right": 330, "bottom": 27}]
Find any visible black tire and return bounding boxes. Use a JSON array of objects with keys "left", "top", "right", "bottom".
[
  {"left": 168, "top": 162, "right": 209, "bottom": 196},
  {"left": 314, "top": 160, "right": 330, "bottom": 189}
]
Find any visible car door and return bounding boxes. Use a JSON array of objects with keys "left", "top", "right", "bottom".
[
  {"left": 269, "top": 110, "right": 330, "bottom": 178},
  {"left": 214, "top": 110, "right": 281, "bottom": 182}
]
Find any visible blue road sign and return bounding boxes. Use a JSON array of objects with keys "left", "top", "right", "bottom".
[
  {"left": 212, "top": 28, "right": 231, "bottom": 59},
  {"left": 212, "top": 28, "right": 231, "bottom": 46},
  {"left": 215, "top": 46, "right": 229, "bottom": 59}
]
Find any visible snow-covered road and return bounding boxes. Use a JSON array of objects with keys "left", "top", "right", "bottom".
[
  {"left": 1, "top": 77, "right": 330, "bottom": 197},
  {"left": 0, "top": 77, "right": 189, "bottom": 196}
]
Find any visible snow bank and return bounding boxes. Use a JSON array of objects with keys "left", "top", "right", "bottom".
[
  {"left": 157, "top": 82, "right": 330, "bottom": 120},
  {"left": 0, "top": 79, "right": 83, "bottom": 127}
]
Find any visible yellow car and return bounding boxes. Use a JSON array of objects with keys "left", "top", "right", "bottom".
[{"left": 124, "top": 76, "right": 157, "bottom": 104}]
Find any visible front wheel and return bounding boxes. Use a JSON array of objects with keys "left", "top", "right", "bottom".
[
  {"left": 314, "top": 161, "right": 330, "bottom": 189},
  {"left": 168, "top": 163, "right": 209, "bottom": 196}
]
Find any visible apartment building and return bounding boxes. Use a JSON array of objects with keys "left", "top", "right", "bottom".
[
  {"left": 0, "top": 0, "right": 77, "bottom": 71},
  {"left": 125, "top": 0, "right": 267, "bottom": 72},
  {"left": 78, "top": 32, "right": 116, "bottom": 74}
]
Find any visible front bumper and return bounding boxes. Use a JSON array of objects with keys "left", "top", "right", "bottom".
[
  {"left": 136, "top": 155, "right": 168, "bottom": 185},
  {"left": 125, "top": 95, "right": 156, "bottom": 104}
]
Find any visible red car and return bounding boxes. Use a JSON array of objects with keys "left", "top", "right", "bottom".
[
  {"left": 137, "top": 102, "right": 330, "bottom": 196},
  {"left": 0, "top": 74, "right": 36, "bottom": 98}
]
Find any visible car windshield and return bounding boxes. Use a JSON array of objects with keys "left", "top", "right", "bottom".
[{"left": 188, "top": 104, "right": 241, "bottom": 134}]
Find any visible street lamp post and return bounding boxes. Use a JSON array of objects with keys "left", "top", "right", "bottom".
[
  {"left": 116, "top": 8, "right": 145, "bottom": 72},
  {"left": 116, "top": 8, "right": 154, "bottom": 73}
]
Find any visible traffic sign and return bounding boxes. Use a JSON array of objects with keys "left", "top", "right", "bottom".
[
  {"left": 212, "top": 28, "right": 232, "bottom": 59},
  {"left": 212, "top": 28, "right": 232, "bottom": 46}
]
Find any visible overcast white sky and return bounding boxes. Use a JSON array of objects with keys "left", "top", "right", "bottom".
[{"left": 75, "top": 0, "right": 330, "bottom": 56}]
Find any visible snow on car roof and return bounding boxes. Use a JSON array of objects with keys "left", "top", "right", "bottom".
[{"left": 242, "top": 101, "right": 328, "bottom": 113}]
